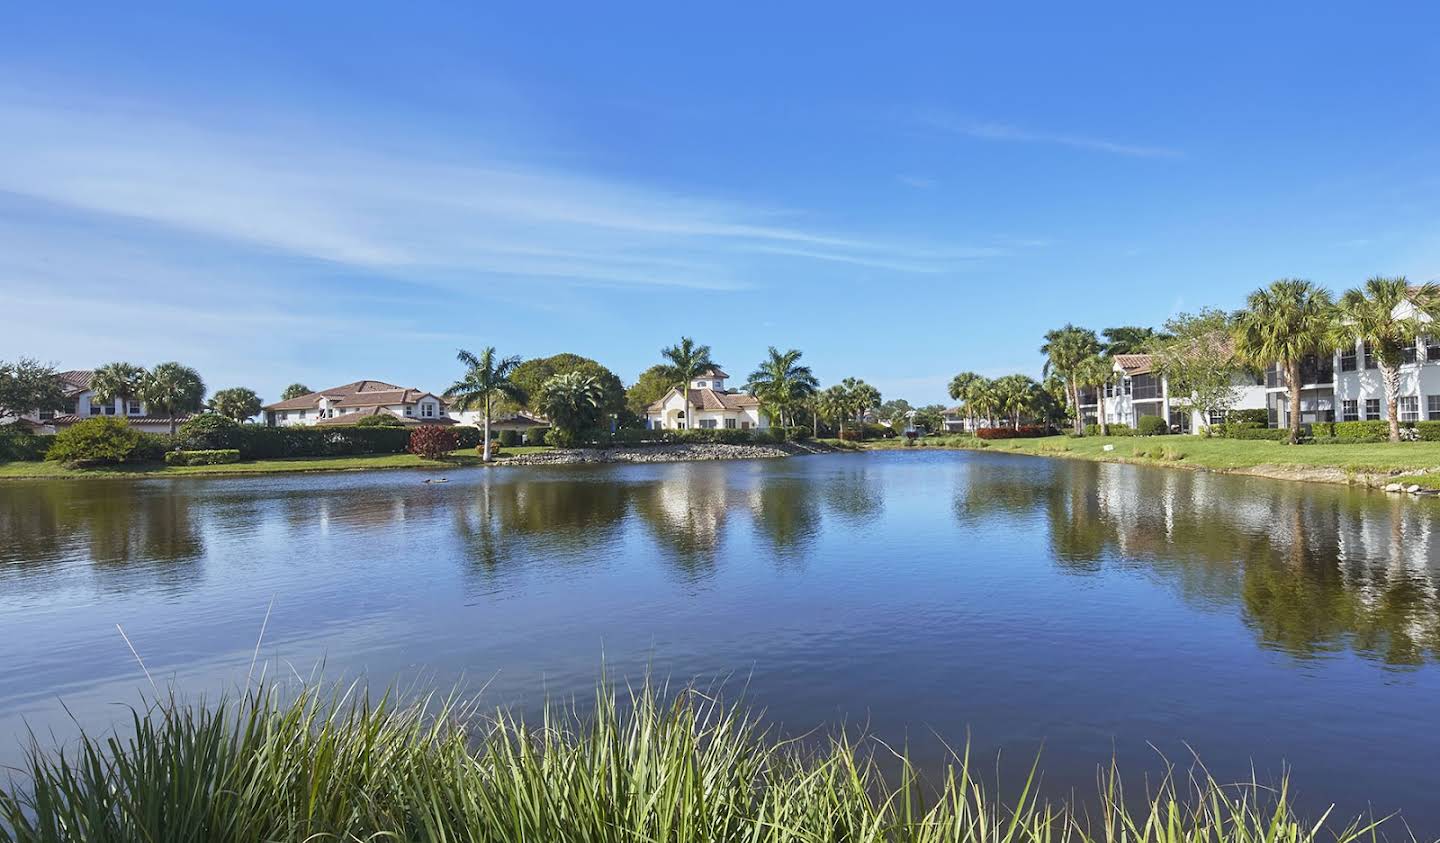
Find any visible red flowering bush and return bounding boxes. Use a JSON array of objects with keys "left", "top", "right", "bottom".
[
  {"left": 408, "top": 425, "right": 458, "bottom": 460},
  {"left": 975, "top": 425, "right": 1051, "bottom": 440}
]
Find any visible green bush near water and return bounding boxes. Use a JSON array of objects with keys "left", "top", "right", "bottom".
[
  {"left": 1136, "top": 415, "right": 1168, "bottom": 436},
  {"left": 0, "top": 430, "right": 54, "bottom": 462},
  {"left": 0, "top": 681, "right": 1384, "bottom": 843},
  {"left": 43, "top": 417, "right": 153, "bottom": 466},
  {"left": 1083, "top": 423, "right": 1133, "bottom": 437},
  {"left": 164, "top": 449, "right": 241, "bottom": 466}
]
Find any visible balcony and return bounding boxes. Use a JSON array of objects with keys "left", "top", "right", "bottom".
[
  {"left": 1130, "top": 374, "right": 1161, "bottom": 401},
  {"left": 1266, "top": 355, "right": 1334, "bottom": 390}
]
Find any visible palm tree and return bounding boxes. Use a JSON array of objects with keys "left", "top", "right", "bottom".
[
  {"left": 445, "top": 347, "right": 527, "bottom": 461},
  {"left": 745, "top": 347, "right": 818, "bottom": 432},
  {"left": 965, "top": 378, "right": 1001, "bottom": 428},
  {"left": 208, "top": 387, "right": 262, "bottom": 421},
  {"left": 659, "top": 337, "right": 716, "bottom": 431},
  {"left": 817, "top": 384, "right": 853, "bottom": 439},
  {"left": 1102, "top": 326, "right": 1164, "bottom": 356},
  {"left": 839, "top": 377, "right": 880, "bottom": 425},
  {"left": 993, "top": 374, "right": 1040, "bottom": 430},
  {"left": 948, "top": 371, "right": 983, "bottom": 431},
  {"left": 1073, "top": 355, "right": 1113, "bottom": 436},
  {"left": 1041, "top": 325, "right": 1101, "bottom": 435},
  {"left": 536, "top": 372, "right": 606, "bottom": 446},
  {"left": 1234, "top": 279, "right": 1335, "bottom": 444},
  {"left": 139, "top": 362, "right": 206, "bottom": 435},
  {"left": 1331, "top": 277, "right": 1440, "bottom": 442},
  {"left": 89, "top": 362, "right": 147, "bottom": 415},
  {"left": 280, "top": 383, "right": 312, "bottom": 400}
]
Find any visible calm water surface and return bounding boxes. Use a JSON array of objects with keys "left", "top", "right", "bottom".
[{"left": 2, "top": 452, "right": 1439, "bottom": 828}]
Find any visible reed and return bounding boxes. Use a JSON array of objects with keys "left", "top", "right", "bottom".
[{"left": 0, "top": 681, "right": 1393, "bottom": 843}]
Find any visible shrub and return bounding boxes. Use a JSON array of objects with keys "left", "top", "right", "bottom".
[
  {"left": 975, "top": 426, "right": 1050, "bottom": 440},
  {"left": 177, "top": 414, "right": 241, "bottom": 450},
  {"left": 354, "top": 414, "right": 405, "bottom": 427},
  {"left": 526, "top": 428, "right": 549, "bottom": 446},
  {"left": 1136, "top": 416, "right": 1168, "bottom": 436},
  {"left": 1225, "top": 408, "right": 1270, "bottom": 426},
  {"left": 452, "top": 426, "right": 484, "bottom": 450},
  {"left": 0, "top": 430, "right": 54, "bottom": 462},
  {"left": 1225, "top": 427, "right": 1290, "bottom": 441},
  {"left": 499, "top": 429, "right": 521, "bottom": 446},
  {"left": 164, "top": 449, "right": 241, "bottom": 466},
  {"left": 1331, "top": 421, "right": 1390, "bottom": 443},
  {"left": 217, "top": 426, "right": 413, "bottom": 459},
  {"left": 784, "top": 425, "right": 811, "bottom": 442},
  {"left": 45, "top": 417, "right": 147, "bottom": 466},
  {"left": 1083, "top": 423, "right": 1133, "bottom": 437},
  {"left": 409, "top": 426, "right": 458, "bottom": 460}
]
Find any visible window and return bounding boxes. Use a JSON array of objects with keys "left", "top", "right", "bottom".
[
  {"left": 740, "top": 421, "right": 751, "bottom": 429},
  {"left": 1208, "top": 410, "right": 1225, "bottom": 426},
  {"left": 699, "top": 419, "right": 718, "bottom": 429},
  {"left": 1427, "top": 337, "right": 1440, "bottom": 361},
  {"left": 127, "top": 400, "right": 141, "bottom": 415},
  {"left": 39, "top": 409, "right": 55, "bottom": 421},
  {"left": 1104, "top": 383, "right": 1114, "bottom": 397},
  {"left": 422, "top": 403, "right": 435, "bottom": 418},
  {"left": 404, "top": 406, "right": 413, "bottom": 416},
  {"left": 1403, "top": 343, "right": 1419, "bottom": 364},
  {"left": 1339, "top": 346, "right": 1357, "bottom": 372},
  {"left": 298, "top": 409, "right": 307, "bottom": 419},
  {"left": 1363, "top": 342, "right": 1378, "bottom": 370},
  {"left": 1342, "top": 400, "right": 1359, "bottom": 422},
  {"left": 281, "top": 411, "right": 289, "bottom": 421},
  {"left": 1428, "top": 395, "right": 1440, "bottom": 420},
  {"left": 1122, "top": 378, "right": 1132, "bottom": 396},
  {"left": 1365, "top": 398, "right": 1381, "bottom": 421},
  {"left": 695, "top": 381, "right": 706, "bottom": 388},
  {"left": 89, "top": 402, "right": 102, "bottom": 416},
  {"left": 724, "top": 418, "right": 737, "bottom": 429},
  {"left": 1399, "top": 396, "right": 1420, "bottom": 422}
]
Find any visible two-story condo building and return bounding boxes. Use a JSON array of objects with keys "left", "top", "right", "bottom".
[
  {"left": 645, "top": 368, "right": 768, "bottom": 430},
  {"left": 11, "top": 370, "right": 195, "bottom": 434},
  {"left": 1078, "top": 354, "right": 1267, "bottom": 433},
  {"left": 262, "top": 380, "right": 454, "bottom": 427}
]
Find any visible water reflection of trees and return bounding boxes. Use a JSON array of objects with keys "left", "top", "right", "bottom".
[
  {"left": 965, "top": 461, "right": 1440, "bottom": 667},
  {"left": 454, "top": 474, "right": 631, "bottom": 573}
]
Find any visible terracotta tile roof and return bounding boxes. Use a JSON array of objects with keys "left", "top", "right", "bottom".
[
  {"left": 56, "top": 370, "right": 94, "bottom": 396},
  {"left": 646, "top": 387, "right": 760, "bottom": 412},
  {"left": 313, "top": 406, "right": 456, "bottom": 426},
  {"left": 264, "top": 380, "right": 412, "bottom": 411},
  {"left": 47, "top": 413, "right": 197, "bottom": 426},
  {"left": 696, "top": 367, "right": 729, "bottom": 380},
  {"left": 1112, "top": 354, "right": 1155, "bottom": 375},
  {"left": 331, "top": 389, "right": 441, "bottom": 408}
]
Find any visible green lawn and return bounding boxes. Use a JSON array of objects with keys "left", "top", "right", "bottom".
[
  {"left": 0, "top": 446, "right": 553, "bottom": 481},
  {"left": 865, "top": 433, "right": 1440, "bottom": 477}
]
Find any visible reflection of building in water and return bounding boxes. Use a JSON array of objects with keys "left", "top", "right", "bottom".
[
  {"left": 632, "top": 465, "right": 737, "bottom": 576},
  {"left": 966, "top": 459, "right": 1440, "bottom": 666}
]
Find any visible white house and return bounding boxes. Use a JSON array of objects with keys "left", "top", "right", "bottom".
[
  {"left": 645, "top": 368, "right": 768, "bottom": 430},
  {"left": 1078, "top": 354, "right": 1266, "bottom": 434},
  {"left": 263, "top": 380, "right": 454, "bottom": 427},
  {"left": 11, "top": 370, "right": 195, "bottom": 434}
]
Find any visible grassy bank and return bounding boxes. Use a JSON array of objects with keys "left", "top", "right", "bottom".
[
  {"left": 0, "top": 447, "right": 552, "bottom": 481},
  {"left": 867, "top": 434, "right": 1440, "bottom": 481},
  {"left": 0, "top": 682, "right": 1386, "bottom": 843}
]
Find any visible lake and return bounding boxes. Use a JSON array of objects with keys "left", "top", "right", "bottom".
[{"left": 2, "top": 451, "right": 1439, "bottom": 829}]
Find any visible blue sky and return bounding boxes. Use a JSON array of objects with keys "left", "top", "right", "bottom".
[{"left": 3, "top": 3, "right": 1439, "bottom": 405}]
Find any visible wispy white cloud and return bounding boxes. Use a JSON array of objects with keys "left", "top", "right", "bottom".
[{"left": 918, "top": 110, "right": 1181, "bottom": 159}]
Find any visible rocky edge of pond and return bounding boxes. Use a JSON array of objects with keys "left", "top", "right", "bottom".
[{"left": 498, "top": 440, "right": 844, "bottom": 465}]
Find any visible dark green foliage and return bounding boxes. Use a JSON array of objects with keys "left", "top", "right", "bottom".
[
  {"left": 0, "top": 430, "right": 54, "bottom": 462},
  {"left": 499, "top": 429, "right": 521, "bottom": 446},
  {"left": 452, "top": 427, "right": 484, "bottom": 449},
  {"left": 1224, "top": 427, "right": 1290, "bottom": 441},
  {"left": 44, "top": 417, "right": 146, "bottom": 465},
  {"left": 1083, "top": 423, "right": 1133, "bottom": 436},
  {"left": 1137, "top": 415, "right": 1168, "bottom": 436},
  {"left": 178, "top": 414, "right": 241, "bottom": 449},
  {"left": 164, "top": 449, "right": 241, "bottom": 466},
  {"left": 510, "top": 353, "right": 626, "bottom": 416},
  {"left": 354, "top": 414, "right": 406, "bottom": 427},
  {"left": 0, "top": 358, "right": 65, "bottom": 421},
  {"left": 526, "top": 428, "right": 549, "bottom": 446},
  {"left": 197, "top": 426, "right": 413, "bottom": 459},
  {"left": 1225, "top": 408, "right": 1270, "bottom": 426},
  {"left": 1331, "top": 421, "right": 1390, "bottom": 443}
]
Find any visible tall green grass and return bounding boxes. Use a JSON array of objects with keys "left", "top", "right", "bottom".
[{"left": 0, "top": 681, "right": 1394, "bottom": 843}]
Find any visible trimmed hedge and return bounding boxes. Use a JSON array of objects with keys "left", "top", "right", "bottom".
[
  {"left": 45, "top": 417, "right": 148, "bottom": 466},
  {"left": 499, "top": 429, "right": 521, "bottom": 447},
  {"left": 1328, "top": 420, "right": 1440, "bottom": 443},
  {"left": 179, "top": 421, "right": 414, "bottom": 459},
  {"left": 1136, "top": 416, "right": 1168, "bottom": 436},
  {"left": 0, "top": 430, "right": 55, "bottom": 462},
  {"left": 975, "top": 425, "right": 1051, "bottom": 440},
  {"left": 1225, "top": 408, "right": 1270, "bottom": 426},
  {"left": 1226, "top": 427, "right": 1290, "bottom": 441},
  {"left": 164, "top": 449, "right": 241, "bottom": 466},
  {"left": 1083, "top": 423, "right": 1133, "bottom": 437}
]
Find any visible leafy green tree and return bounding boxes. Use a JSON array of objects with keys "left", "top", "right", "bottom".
[
  {"left": 509, "top": 354, "right": 626, "bottom": 419},
  {"left": 208, "top": 387, "right": 263, "bottom": 422},
  {"left": 1041, "top": 325, "right": 1101, "bottom": 435},
  {"left": 1074, "top": 355, "right": 1114, "bottom": 435},
  {"left": 1331, "top": 277, "right": 1440, "bottom": 442},
  {"left": 280, "top": 383, "right": 312, "bottom": 401},
  {"left": 89, "top": 362, "right": 147, "bottom": 414},
  {"left": 537, "top": 372, "right": 606, "bottom": 446},
  {"left": 1152, "top": 309, "right": 1245, "bottom": 436},
  {"left": 0, "top": 358, "right": 64, "bottom": 421},
  {"left": 993, "top": 374, "right": 1041, "bottom": 430},
  {"left": 1234, "top": 279, "right": 1335, "bottom": 444},
  {"left": 139, "top": 362, "right": 206, "bottom": 435},
  {"left": 445, "top": 347, "right": 527, "bottom": 461},
  {"left": 1101, "top": 326, "right": 1165, "bottom": 355},
  {"left": 744, "top": 347, "right": 818, "bottom": 430},
  {"left": 626, "top": 365, "right": 677, "bottom": 418},
  {"left": 659, "top": 337, "right": 716, "bottom": 430},
  {"left": 912, "top": 404, "right": 946, "bottom": 434}
]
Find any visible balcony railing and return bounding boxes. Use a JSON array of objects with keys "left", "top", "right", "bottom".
[{"left": 1266, "top": 355, "right": 1334, "bottom": 389}]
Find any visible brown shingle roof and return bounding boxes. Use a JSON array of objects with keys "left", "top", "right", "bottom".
[
  {"left": 696, "top": 367, "right": 729, "bottom": 380},
  {"left": 1112, "top": 354, "right": 1154, "bottom": 375},
  {"left": 313, "top": 406, "right": 456, "bottom": 426},
  {"left": 264, "top": 380, "right": 410, "bottom": 411},
  {"left": 56, "top": 370, "right": 94, "bottom": 396}
]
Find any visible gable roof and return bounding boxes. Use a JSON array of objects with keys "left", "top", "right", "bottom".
[
  {"left": 264, "top": 380, "right": 427, "bottom": 411},
  {"left": 56, "top": 370, "right": 94, "bottom": 396},
  {"left": 1112, "top": 354, "right": 1155, "bottom": 375},
  {"left": 695, "top": 367, "right": 729, "bottom": 380},
  {"left": 313, "top": 406, "right": 456, "bottom": 426},
  {"left": 646, "top": 387, "right": 760, "bottom": 413}
]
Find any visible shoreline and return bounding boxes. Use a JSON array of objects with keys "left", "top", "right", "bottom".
[
  {"left": 865, "top": 435, "right": 1440, "bottom": 494},
  {"left": 0, "top": 440, "right": 852, "bottom": 482}
]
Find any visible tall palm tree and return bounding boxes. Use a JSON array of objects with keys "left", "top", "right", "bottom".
[
  {"left": 208, "top": 387, "right": 263, "bottom": 421},
  {"left": 839, "top": 377, "right": 880, "bottom": 425},
  {"left": 445, "top": 347, "right": 527, "bottom": 461},
  {"left": 280, "top": 383, "right": 312, "bottom": 401},
  {"left": 139, "top": 362, "right": 206, "bottom": 435},
  {"left": 993, "top": 374, "right": 1040, "bottom": 430},
  {"left": 948, "top": 371, "right": 983, "bottom": 431},
  {"left": 1234, "top": 279, "right": 1335, "bottom": 444},
  {"left": 1101, "top": 326, "right": 1163, "bottom": 356},
  {"left": 817, "top": 384, "right": 853, "bottom": 439},
  {"left": 745, "top": 347, "right": 818, "bottom": 431},
  {"left": 659, "top": 337, "right": 716, "bottom": 431},
  {"left": 1041, "top": 325, "right": 1102, "bottom": 435},
  {"left": 1074, "top": 355, "right": 1114, "bottom": 436},
  {"left": 965, "top": 378, "right": 1001, "bottom": 428},
  {"left": 89, "top": 362, "right": 147, "bottom": 416},
  {"left": 1331, "top": 277, "right": 1440, "bottom": 442}
]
